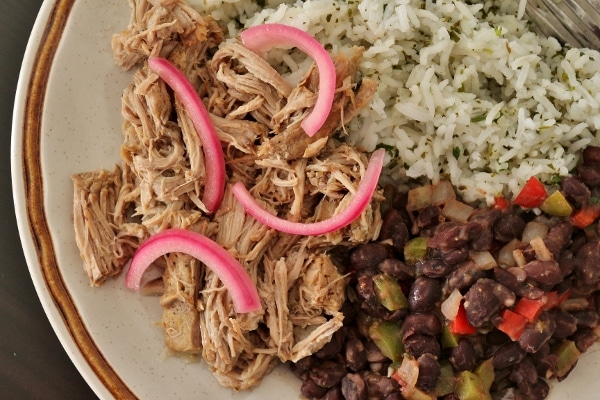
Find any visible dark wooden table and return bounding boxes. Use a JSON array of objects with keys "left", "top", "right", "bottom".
[{"left": 0, "top": 1, "right": 98, "bottom": 398}]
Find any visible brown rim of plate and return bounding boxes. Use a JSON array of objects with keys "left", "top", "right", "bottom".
[{"left": 20, "top": 0, "right": 136, "bottom": 398}]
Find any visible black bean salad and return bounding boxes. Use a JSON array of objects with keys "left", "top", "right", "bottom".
[{"left": 291, "top": 146, "right": 600, "bottom": 400}]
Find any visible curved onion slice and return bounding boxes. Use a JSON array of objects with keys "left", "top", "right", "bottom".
[
  {"left": 148, "top": 57, "right": 226, "bottom": 213},
  {"left": 232, "top": 148, "right": 385, "bottom": 236},
  {"left": 240, "top": 23, "right": 336, "bottom": 137},
  {"left": 126, "top": 229, "right": 261, "bottom": 313}
]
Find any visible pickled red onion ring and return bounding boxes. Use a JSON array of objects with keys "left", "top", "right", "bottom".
[
  {"left": 126, "top": 229, "right": 261, "bottom": 314},
  {"left": 231, "top": 148, "right": 385, "bottom": 235},
  {"left": 240, "top": 23, "right": 336, "bottom": 137},
  {"left": 148, "top": 57, "right": 225, "bottom": 213}
]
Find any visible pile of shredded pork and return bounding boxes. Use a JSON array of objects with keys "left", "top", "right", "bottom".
[{"left": 72, "top": 0, "right": 382, "bottom": 391}]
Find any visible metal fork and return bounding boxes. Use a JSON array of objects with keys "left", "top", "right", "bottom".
[{"left": 526, "top": 0, "right": 600, "bottom": 49}]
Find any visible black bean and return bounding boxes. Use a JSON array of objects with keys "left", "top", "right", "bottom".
[
  {"left": 523, "top": 260, "right": 563, "bottom": 292},
  {"left": 401, "top": 313, "right": 442, "bottom": 340},
  {"left": 309, "top": 360, "right": 347, "bottom": 388},
  {"left": 428, "top": 222, "right": 471, "bottom": 251},
  {"left": 544, "top": 222, "right": 573, "bottom": 261},
  {"left": 440, "top": 247, "right": 470, "bottom": 266},
  {"left": 493, "top": 341, "right": 527, "bottom": 369},
  {"left": 519, "top": 311, "right": 556, "bottom": 353},
  {"left": 535, "top": 353, "right": 558, "bottom": 380},
  {"left": 379, "top": 209, "right": 410, "bottom": 252},
  {"left": 316, "top": 329, "right": 345, "bottom": 359},
  {"left": 469, "top": 208, "right": 502, "bottom": 251},
  {"left": 529, "top": 379, "right": 550, "bottom": 400},
  {"left": 408, "top": 276, "right": 443, "bottom": 313},
  {"left": 446, "top": 261, "right": 486, "bottom": 293},
  {"left": 341, "top": 373, "right": 367, "bottom": 400},
  {"left": 528, "top": 342, "right": 557, "bottom": 380},
  {"left": 350, "top": 243, "right": 391, "bottom": 271},
  {"left": 450, "top": 338, "right": 478, "bottom": 372},
  {"left": 492, "top": 367, "right": 514, "bottom": 392},
  {"left": 413, "top": 205, "right": 442, "bottom": 233},
  {"left": 357, "top": 280, "right": 408, "bottom": 319},
  {"left": 291, "top": 356, "right": 313, "bottom": 379},
  {"left": 345, "top": 336, "right": 367, "bottom": 372},
  {"left": 509, "top": 357, "right": 538, "bottom": 395},
  {"left": 573, "top": 327, "right": 598, "bottom": 352},
  {"left": 359, "top": 300, "right": 406, "bottom": 321},
  {"left": 418, "top": 258, "right": 454, "bottom": 278},
  {"left": 494, "top": 214, "right": 526, "bottom": 243},
  {"left": 356, "top": 311, "right": 375, "bottom": 339},
  {"left": 355, "top": 271, "right": 379, "bottom": 309},
  {"left": 572, "top": 309, "right": 599, "bottom": 328},
  {"left": 377, "top": 258, "right": 414, "bottom": 280},
  {"left": 550, "top": 309, "right": 578, "bottom": 340},
  {"left": 385, "top": 393, "right": 403, "bottom": 400},
  {"left": 470, "top": 228, "right": 495, "bottom": 252},
  {"left": 493, "top": 266, "right": 545, "bottom": 300},
  {"left": 578, "top": 164, "right": 600, "bottom": 187},
  {"left": 582, "top": 145, "right": 600, "bottom": 166},
  {"left": 365, "top": 341, "right": 388, "bottom": 363},
  {"left": 403, "top": 334, "right": 442, "bottom": 358},
  {"left": 574, "top": 238, "right": 600, "bottom": 286},
  {"left": 464, "top": 279, "right": 515, "bottom": 328},
  {"left": 301, "top": 377, "right": 329, "bottom": 399},
  {"left": 416, "top": 354, "right": 440, "bottom": 392},
  {"left": 364, "top": 372, "right": 399, "bottom": 398},
  {"left": 560, "top": 176, "right": 591, "bottom": 209},
  {"left": 323, "top": 386, "right": 343, "bottom": 400},
  {"left": 558, "top": 249, "right": 576, "bottom": 277},
  {"left": 486, "top": 329, "right": 510, "bottom": 346}
]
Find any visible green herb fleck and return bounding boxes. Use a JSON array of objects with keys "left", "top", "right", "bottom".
[
  {"left": 471, "top": 113, "right": 487, "bottom": 123},
  {"left": 550, "top": 174, "right": 562, "bottom": 185},
  {"left": 453, "top": 146, "right": 461, "bottom": 159}
]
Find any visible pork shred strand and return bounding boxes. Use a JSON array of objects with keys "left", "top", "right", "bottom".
[{"left": 73, "top": 0, "right": 381, "bottom": 390}]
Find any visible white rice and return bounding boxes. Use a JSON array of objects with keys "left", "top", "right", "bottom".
[{"left": 189, "top": 0, "right": 600, "bottom": 204}]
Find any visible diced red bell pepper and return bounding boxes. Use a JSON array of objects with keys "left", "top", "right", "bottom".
[
  {"left": 493, "top": 196, "right": 510, "bottom": 211},
  {"left": 542, "top": 290, "right": 572, "bottom": 310},
  {"left": 514, "top": 177, "right": 547, "bottom": 208},
  {"left": 513, "top": 297, "right": 546, "bottom": 321},
  {"left": 543, "top": 291, "right": 559, "bottom": 310},
  {"left": 570, "top": 204, "right": 600, "bottom": 229},
  {"left": 497, "top": 309, "right": 528, "bottom": 341},
  {"left": 449, "top": 302, "right": 477, "bottom": 335}
]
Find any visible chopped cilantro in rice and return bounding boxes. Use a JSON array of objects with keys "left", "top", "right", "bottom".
[{"left": 191, "top": 0, "right": 600, "bottom": 204}]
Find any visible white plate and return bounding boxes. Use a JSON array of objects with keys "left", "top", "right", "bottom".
[{"left": 9, "top": 0, "right": 600, "bottom": 399}]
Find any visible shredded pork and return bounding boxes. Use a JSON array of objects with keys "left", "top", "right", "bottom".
[{"left": 73, "top": 0, "right": 382, "bottom": 390}]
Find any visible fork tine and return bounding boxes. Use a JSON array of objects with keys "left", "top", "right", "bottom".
[
  {"left": 540, "top": 0, "right": 590, "bottom": 47},
  {"left": 526, "top": 0, "right": 583, "bottom": 47},
  {"left": 528, "top": 0, "right": 600, "bottom": 49},
  {"left": 561, "top": 0, "right": 600, "bottom": 48}
]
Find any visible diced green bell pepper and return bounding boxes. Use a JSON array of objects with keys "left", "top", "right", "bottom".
[
  {"left": 552, "top": 340, "right": 581, "bottom": 380},
  {"left": 434, "top": 360, "right": 455, "bottom": 397},
  {"left": 540, "top": 190, "right": 573, "bottom": 217},
  {"left": 455, "top": 370, "right": 491, "bottom": 400},
  {"left": 404, "top": 237, "right": 429, "bottom": 266},
  {"left": 368, "top": 320, "right": 404, "bottom": 362},
  {"left": 474, "top": 358, "right": 494, "bottom": 392},
  {"left": 441, "top": 324, "right": 460, "bottom": 348},
  {"left": 373, "top": 273, "right": 409, "bottom": 311}
]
